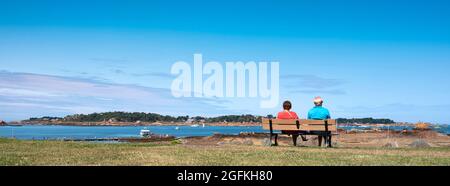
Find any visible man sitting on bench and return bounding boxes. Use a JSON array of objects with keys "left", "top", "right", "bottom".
[
  {"left": 308, "top": 96, "right": 331, "bottom": 145},
  {"left": 307, "top": 96, "right": 330, "bottom": 120},
  {"left": 277, "top": 100, "right": 307, "bottom": 142}
]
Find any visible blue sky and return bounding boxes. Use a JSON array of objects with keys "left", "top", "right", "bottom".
[{"left": 1, "top": 0, "right": 450, "bottom": 123}]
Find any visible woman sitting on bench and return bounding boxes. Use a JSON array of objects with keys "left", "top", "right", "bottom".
[
  {"left": 277, "top": 101, "right": 307, "bottom": 141},
  {"left": 277, "top": 100, "right": 298, "bottom": 120}
]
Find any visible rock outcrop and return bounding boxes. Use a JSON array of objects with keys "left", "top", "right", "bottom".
[
  {"left": 409, "top": 139, "right": 432, "bottom": 148},
  {"left": 384, "top": 141, "right": 399, "bottom": 148}
]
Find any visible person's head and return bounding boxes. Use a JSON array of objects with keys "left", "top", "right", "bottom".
[
  {"left": 313, "top": 96, "right": 323, "bottom": 106},
  {"left": 282, "top": 100, "right": 292, "bottom": 111}
]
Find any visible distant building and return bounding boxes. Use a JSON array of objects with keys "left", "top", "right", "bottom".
[
  {"left": 0, "top": 120, "right": 6, "bottom": 125},
  {"left": 185, "top": 118, "right": 194, "bottom": 124},
  {"left": 108, "top": 118, "right": 118, "bottom": 123}
]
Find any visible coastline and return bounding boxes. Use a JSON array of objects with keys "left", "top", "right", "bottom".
[
  {"left": 11, "top": 120, "right": 422, "bottom": 127},
  {"left": 13, "top": 121, "right": 262, "bottom": 127}
]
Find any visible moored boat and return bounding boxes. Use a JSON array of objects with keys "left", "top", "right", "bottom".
[{"left": 140, "top": 128, "right": 151, "bottom": 137}]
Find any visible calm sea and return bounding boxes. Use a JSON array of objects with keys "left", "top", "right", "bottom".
[
  {"left": 0, "top": 124, "right": 448, "bottom": 140},
  {"left": 0, "top": 125, "right": 265, "bottom": 140}
]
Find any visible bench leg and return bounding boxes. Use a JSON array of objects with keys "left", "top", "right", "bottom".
[
  {"left": 269, "top": 133, "right": 273, "bottom": 146},
  {"left": 328, "top": 134, "right": 332, "bottom": 147},
  {"left": 318, "top": 135, "right": 323, "bottom": 147},
  {"left": 322, "top": 132, "right": 332, "bottom": 147},
  {"left": 274, "top": 134, "right": 278, "bottom": 146},
  {"left": 292, "top": 134, "right": 298, "bottom": 146},
  {"left": 269, "top": 133, "right": 278, "bottom": 146}
]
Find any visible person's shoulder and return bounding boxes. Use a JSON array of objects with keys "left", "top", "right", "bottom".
[
  {"left": 276, "top": 111, "right": 283, "bottom": 117},
  {"left": 277, "top": 111, "right": 287, "bottom": 118},
  {"left": 307, "top": 108, "right": 314, "bottom": 114},
  {"left": 290, "top": 111, "right": 299, "bottom": 119}
]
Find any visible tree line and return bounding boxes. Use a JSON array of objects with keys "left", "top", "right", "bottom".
[
  {"left": 26, "top": 112, "right": 262, "bottom": 123},
  {"left": 336, "top": 118, "right": 395, "bottom": 124},
  {"left": 26, "top": 112, "right": 394, "bottom": 124}
]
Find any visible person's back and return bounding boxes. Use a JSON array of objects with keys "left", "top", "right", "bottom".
[
  {"left": 278, "top": 110, "right": 299, "bottom": 119},
  {"left": 277, "top": 101, "right": 299, "bottom": 119},
  {"left": 308, "top": 106, "right": 330, "bottom": 120},
  {"left": 276, "top": 100, "right": 307, "bottom": 141},
  {"left": 307, "top": 97, "right": 330, "bottom": 120}
]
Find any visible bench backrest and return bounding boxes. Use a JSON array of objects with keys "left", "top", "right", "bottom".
[{"left": 262, "top": 118, "right": 337, "bottom": 132}]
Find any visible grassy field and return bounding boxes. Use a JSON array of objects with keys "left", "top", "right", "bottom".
[{"left": 1, "top": 138, "right": 449, "bottom": 166}]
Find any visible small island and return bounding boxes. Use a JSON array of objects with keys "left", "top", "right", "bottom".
[
  {"left": 14, "top": 111, "right": 408, "bottom": 128},
  {"left": 17, "top": 112, "right": 262, "bottom": 126}
]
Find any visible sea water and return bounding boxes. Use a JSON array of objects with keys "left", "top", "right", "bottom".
[
  {"left": 0, "top": 125, "right": 265, "bottom": 140},
  {"left": 0, "top": 124, "right": 448, "bottom": 140}
]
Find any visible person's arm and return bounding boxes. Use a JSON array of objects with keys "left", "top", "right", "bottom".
[{"left": 307, "top": 111, "right": 311, "bottom": 119}]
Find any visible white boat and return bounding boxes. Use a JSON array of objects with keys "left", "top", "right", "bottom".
[
  {"left": 140, "top": 128, "right": 151, "bottom": 137},
  {"left": 175, "top": 126, "right": 179, "bottom": 130},
  {"left": 191, "top": 124, "right": 199, "bottom": 127}
]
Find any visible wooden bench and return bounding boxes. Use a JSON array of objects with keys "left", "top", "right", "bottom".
[{"left": 262, "top": 118, "right": 337, "bottom": 147}]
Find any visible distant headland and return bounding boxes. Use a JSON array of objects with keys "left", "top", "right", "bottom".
[{"left": 9, "top": 111, "right": 402, "bottom": 127}]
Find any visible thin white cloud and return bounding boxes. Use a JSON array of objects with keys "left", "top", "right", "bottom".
[
  {"left": 0, "top": 88, "right": 63, "bottom": 97},
  {"left": 0, "top": 71, "right": 239, "bottom": 121},
  {"left": 281, "top": 74, "right": 346, "bottom": 95}
]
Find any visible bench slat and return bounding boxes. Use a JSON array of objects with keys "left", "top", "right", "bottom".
[
  {"left": 262, "top": 118, "right": 336, "bottom": 125},
  {"left": 262, "top": 118, "right": 297, "bottom": 125},
  {"left": 262, "top": 123, "right": 337, "bottom": 131},
  {"left": 298, "top": 119, "right": 336, "bottom": 125}
]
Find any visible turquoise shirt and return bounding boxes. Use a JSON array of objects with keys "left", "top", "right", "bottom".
[{"left": 307, "top": 106, "right": 331, "bottom": 120}]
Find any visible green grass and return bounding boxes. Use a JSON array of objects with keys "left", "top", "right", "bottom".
[{"left": 1, "top": 138, "right": 449, "bottom": 166}]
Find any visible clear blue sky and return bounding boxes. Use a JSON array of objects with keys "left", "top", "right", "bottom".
[{"left": 1, "top": 0, "right": 449, "bottom": 123}]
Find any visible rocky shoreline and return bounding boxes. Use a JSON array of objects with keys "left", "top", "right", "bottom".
[
  {"left": 180, "top": 130, "right": 450, "bottom": 148},
  {"left": 29, "top": 129, "right": 449, "bottom": 148}
]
